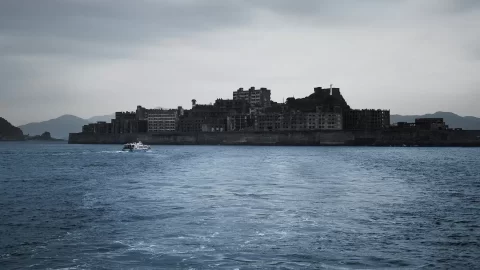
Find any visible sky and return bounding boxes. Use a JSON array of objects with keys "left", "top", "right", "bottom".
[{"left": 1, "top": 0, "right": 479, "bottom": 125}]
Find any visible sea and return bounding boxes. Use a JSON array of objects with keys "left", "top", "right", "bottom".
[{"left": 0, "top": 142, "right": 479, "bottom": 269}]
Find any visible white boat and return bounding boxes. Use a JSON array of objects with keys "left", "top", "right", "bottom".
[{"left": 122, "top": 141, "right": 151, "bottom": 152}]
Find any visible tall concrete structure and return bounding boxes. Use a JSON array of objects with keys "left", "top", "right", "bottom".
[
  {"left": 318, "top": 113, "right": 343, "bottom": 130},
  {"left": 227, "top": 115, "right": 253, "bottom": 131},
  {"left": 254, "top": 111, "right": 343, "bottom": 131},
  {"left": 136, "top": 105, "right": 147, "bottom": 120},
  {"left": 146, "top": 109, "right": 179, "bottom": 132},
  {"left": 233, "top": 87, "right": 271, "bottom": 107},
  {"left": 343, "top": 109, "right": 390, "bottom": 130},
  {"left": 112, "top": 111, "right": 146, "bottom": 134},
  {"left": 78, "top": 85, "right": 390, "bottom": 135},
  {"left": 415, "top": 118, "right": 447, "bottom": 130}
]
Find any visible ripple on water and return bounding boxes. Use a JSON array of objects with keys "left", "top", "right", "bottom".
[{"left": 0, "top": 144, "right": 479, "bottom": 269}]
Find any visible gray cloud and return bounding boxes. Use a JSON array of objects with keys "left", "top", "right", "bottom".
[
  {"left": 1, "top": 0, "right": 472, "bottom": 58},
  {"left": 1, "top": 0, "right": 479, "bottom": 124},
  {"left": 0, "top": 0, "right": 256, "bottom": 59},
  {"left": 441, "top": 0, "right": 480, "bottom": 13}
]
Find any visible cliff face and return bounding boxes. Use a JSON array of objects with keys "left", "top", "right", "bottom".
[{"left": 0, "top": 117, "right": 24, "bottom": 140}]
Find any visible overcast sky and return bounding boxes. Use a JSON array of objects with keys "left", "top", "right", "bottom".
[{"left": 1, "top": 0, "right": 479, "bottom": 125}]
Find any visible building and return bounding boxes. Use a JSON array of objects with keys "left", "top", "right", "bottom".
[
  {"left": 254, "top": 111, "right": 343, "bottom": 131},
  {"left": 112, "top": 111, "right": 147, "bottom": 133},
  {"left": 78, "top": 85, "right": 392, "bottom": 135},
  {"left": 178, "top": 117, "right": 205, "bottom": 132},
  {"left": 318, "top": 112, "right": 343, "bottom": 130},
  {"left": 146, "top": 109, "right": 179, "bottom": 132},
  {"left": 136, "top": 105, "right": 147, "bottom": 120},
  {"left": 214, "top": 98, "right": 250, "bottom": 115},
  {"left": 286, "top": 86, "right": 350, "bottom": 113},
  {"left": 283, "top": 113, "right": 307, "bottom": 131},
  {"left": 227, "top": 115, "right": 254, "bottom": 131},
  {"left": 255, "top": 114, "right": 282, "bottom": 131},
  {"left": 82, "top": 124, "right": 95, "bottom": 133},
  {"left": 415, "top": 118, "right": 448, "bottom": 130},
  {"left": 82, "top": 121, "right": 112, "bottom": 134},
  {"left": 201, "top": 117, "right": 227, "bottom": 132},
  {"left": 233, "top": 87, "right": 271, "bottom": 107},
  {"left": 343, "top": 109, "right": 390, "bottom": 130}
]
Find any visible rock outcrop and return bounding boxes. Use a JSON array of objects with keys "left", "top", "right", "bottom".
[{"left": 0, "top": 117, "right": 24, "bottom": 140}]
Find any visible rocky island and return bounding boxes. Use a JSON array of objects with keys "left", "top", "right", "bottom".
[
  {"left": 0, "top": 117, "right": 24, "bottom": 141},
  {"left": 1, "top": 117, "right": 64, "bottom": 142},
  {"left": 25, "top": 132, "right": 64, "bottom": 141},
  {"left": 69, "top": 86, "right": 480, "bottom": 146}
]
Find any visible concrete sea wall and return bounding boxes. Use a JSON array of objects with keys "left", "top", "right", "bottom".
[
  {"left": 69, "top": 131, "right": 355, "bottom": 146},
  {"left": 373, "top": 130, "right": 480, "bottom": 146},
  {"left": 69, "top": 130, "right": 480, "bottom": 146}
]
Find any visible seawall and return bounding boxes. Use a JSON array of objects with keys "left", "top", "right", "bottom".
[
  {"left": 69, "top": 130, "right": 480, "bottom": 146},
  {"left": 69, "top": 131, "right": 355, "bottom": 146}
]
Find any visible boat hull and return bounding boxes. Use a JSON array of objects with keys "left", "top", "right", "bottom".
[
  {"left": 122, "top": 141, "right": 151, "bottom": 151},
  {"left": 122, "top": 147, "right": 150, "bottom": 152}
]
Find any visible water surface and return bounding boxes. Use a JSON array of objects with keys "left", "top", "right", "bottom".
[{"left": 1, "top": 142, "right": 479, "bottom": 269}]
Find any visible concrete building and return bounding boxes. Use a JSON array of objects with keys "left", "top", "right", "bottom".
[
  {"left": 178, "top": 117, "right": 205, "bottom": 132},
  {"left": 146, "top": 109, "right": 179, "bottom": 132},
  {"left": 343, "top": 109, "right": 390, "bottom": 130},
  {"left": 82, "top": 124, "right": 95, "bottom": 133},
  {"left": 227, "top": 115, "right": 254, "bottom": 131},
  {"left": 136, "top": 105, "right": 147, "bottom": 120},
  {"left": 112, "top": 112, "right": 146, "bottom": 133},
  {"left": 254, "top": 111, "right": 343, "bottom": 131},
  {"left": 415, "top": 118, "right": 448, "bottom": 130},
  {"left": 233, "top": 87, "right": 271, "bottom": 107},
  {"left": 255, "top": 114, "right": 282, "bottom": 131},
  {"left": 214, "top": 99, "right": 250, "bottom": 115},
  {"left": 319, "top": 113, "right": 343, "bottom": 130}
]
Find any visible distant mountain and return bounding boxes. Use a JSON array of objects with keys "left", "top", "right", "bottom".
[
  {"left": 19, "top": 115, "right": 89, "bottom": 140},
  {"left": 18, "top": 109, "right": 169, "bottom": 139},
  {"left": 0, "top": 117, "right": 24, "bottom": 140},
  {"left": 87, "top": 114, "right": 114, "bottom": 123},
  {"left": 391, "top": 112, "right": 480, "bottom": 130}
]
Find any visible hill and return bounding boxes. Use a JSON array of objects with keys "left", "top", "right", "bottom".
[
  {"left": 87, "top": 114, "right": 115, "bottom": 123},
  {"left": 391, "top": 112, "right": 480, "bottom": 130},
  {"left": 19, "top": 115, "right": 89, "bottom": 140},
  {"left": 0, "top": 117, "right": 24, "bottom": 140}
]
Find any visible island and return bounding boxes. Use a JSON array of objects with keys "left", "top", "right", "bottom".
[
  {"left": 0, "top": 117, "right": 24, "bottom": 141},
  {"left": 25, "top": 132, "right": 64, "bottom": 141},
  {"left": 69, "top": 86, "right": 480, "bottom": 146}
]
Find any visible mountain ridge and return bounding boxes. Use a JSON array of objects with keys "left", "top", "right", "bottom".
[{"left": 19, "top": 115, "right": 90, "bottom": 140}]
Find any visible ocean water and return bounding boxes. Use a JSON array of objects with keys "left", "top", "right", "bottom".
[{"left": 0, "top": 142, "right": 479, "bottom": 269}]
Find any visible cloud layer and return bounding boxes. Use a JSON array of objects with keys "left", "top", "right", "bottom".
[{"left": 1, "top": 0, "right": 479, "bottom": 124}]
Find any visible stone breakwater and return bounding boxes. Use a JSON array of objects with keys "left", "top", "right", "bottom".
[{"left": 69, "top": 130, "right": 480, "bottom": 146}]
